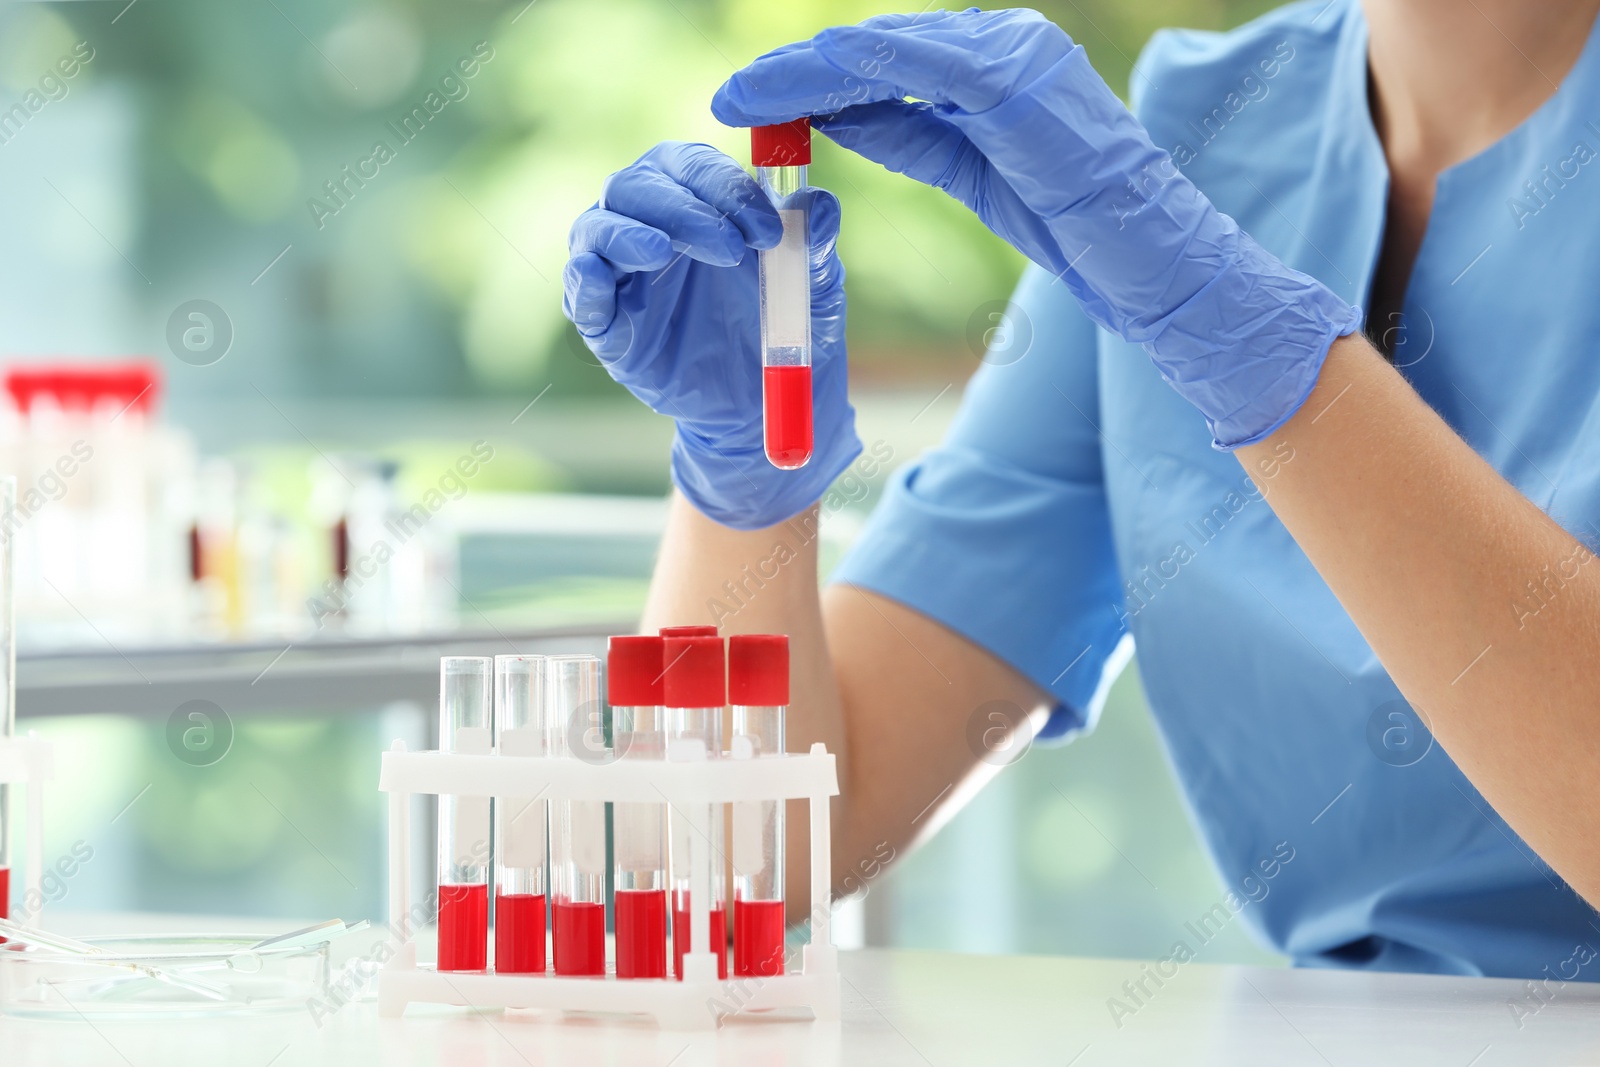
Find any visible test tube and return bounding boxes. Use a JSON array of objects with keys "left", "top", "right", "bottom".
[
  {"left": 730, "top": 636, "right": 789, "bottom": 976},
  {"left": 609, "top": 635, "right": 668, "bottom": 979},
  {"left": 493, "top": 655, "right": 548, "bottom": 974},
  {"left": 0, "top": 477, "right": 13, "bottom": 933},
  {"left": 548, "top": 654, "right": 607, "bottom": 976},
  {"left": 664, "top": 635, "right": 728, "bottom": 979},
  {"left": 752, "top": 119, "right": 814, "bottom": 471},
  {"left": 436, "top": 657, "right": 492, "bottom": 972}
]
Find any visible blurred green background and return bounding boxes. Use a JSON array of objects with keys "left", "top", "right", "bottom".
[
  {"left": 10, "top": 0, "right": 1279, "bottom": 410},
  {"left": 7, "top": 0, "right": 1280, "bottom": 967}
]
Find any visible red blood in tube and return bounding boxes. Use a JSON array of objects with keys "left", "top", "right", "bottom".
[
  {"left": 672, "top": 893, "right": 728, "bottom": 980},
  {"left": 552, "top": 900, "right": 606, "bottom": 976},
  {"left": 614, "top": 888, "right": 668, "bottom": 979},
  {"left": 734, "top": 898, "right": 787, "bottom": 977},
  {"left": 763, "top": 365, "right": 813, "bottom": 470},
  {"left": 437, "top": 883, "right": 488, "bottom": 971},
  {"left": 493, "top": 892, "right": 546, "bottom": 973}
]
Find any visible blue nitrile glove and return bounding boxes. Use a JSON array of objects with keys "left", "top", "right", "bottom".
[
  {"left": 711, "top": 9, "right": 1362, "bottom": 449},
  {"left": 564, "top": 141, "right": 859, "bottom": 529}
]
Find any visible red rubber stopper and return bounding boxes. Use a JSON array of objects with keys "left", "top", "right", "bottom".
[
  {"left": 662, "top": 635, "right": 725, "bottom": 709},
  {"left": 659, "top": 625, "right": 718, "bottom": 639},
  {"left": 751, "top": 119, "right": 811, "bottom": 167},
  {"left": 3, "top": 360, "right": 161, "bottom": 414},
  {"left": 608, "top": 634, "right": 665, "bottom": 707},
  {"left": 729, "top": 634, "right": 789, "bottom": 706}
]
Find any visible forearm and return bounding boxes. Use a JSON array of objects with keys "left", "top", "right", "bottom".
[
  {"left": 641, "top": 491, "right": 1049, "bottom": 925},
  {"left": 640, "top": 493, "right": 849, "bottom": 918},
  {"left": 1240, "top": 334, "right": 1600, "bottom": 899}
]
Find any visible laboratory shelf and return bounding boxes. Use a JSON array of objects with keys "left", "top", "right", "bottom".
[{"left": 14, "top": 624, "right": 619, "bottom": 719}]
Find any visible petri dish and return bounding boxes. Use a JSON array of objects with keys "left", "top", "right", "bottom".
[{"left": 0, "top": 933, "right": 331, "bottom": 1019}]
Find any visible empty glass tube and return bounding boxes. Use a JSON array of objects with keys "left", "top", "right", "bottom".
[
  {"left": 752, "top": 119, "right": 814, "bottom": 471},
  {"left": 493, "top": 654, "right": 548, "bottom": 974},
  {"left": 609, "top": 635, "right": 668, "bottom": 979},
  {"left": 730, "top": 635, "right": 789, "bottom": 977},
  {"left": 664, "top": 634, "right": 728, "bottom": 979},
  {"left": 548, "top": 654, "right": 607, "bottom": 976},
  {"left": 436, "top": 656, "right": 492, "bottom": 972}
]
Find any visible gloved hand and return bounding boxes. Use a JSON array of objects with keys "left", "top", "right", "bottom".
[
  {"left": 711, "top": 9, "right": 1361, "bottom": 449},
  {"left": 564, "top": 141, "right": 859, "bottom": 529}
]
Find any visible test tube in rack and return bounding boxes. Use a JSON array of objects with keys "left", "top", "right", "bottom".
[
  {"left": 548, "top": 654, "right": 607, "bottom": 976},
  {"left": 493, "top": 655, "right": 548, "bottom": 974},
  {"left": 609, "top": 636, "right": 668, "bottom": 979},
  {"left": 730, "top": 635, "right": 789, "bottom": 977},
  {"left": 437, "top": 657, "right": 492, "bottom": 971},
  {"left": 664, "top": 635, "right": 728, "bottom": 979},
  {"left": 0, "top": 476, "right": 13, "bottom": 934}
]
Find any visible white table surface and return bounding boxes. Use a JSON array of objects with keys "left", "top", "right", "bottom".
[{"left": 2, "top": 915, "right": 1597, "bottom": 1066}]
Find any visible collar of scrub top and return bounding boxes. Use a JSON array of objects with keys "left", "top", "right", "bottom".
[
  {"left": 1317, "top": 0, "right": 1600, "bottom": 512},
  {"left": 1309, "top": 0, "right": 1600, "bottom": 314}
]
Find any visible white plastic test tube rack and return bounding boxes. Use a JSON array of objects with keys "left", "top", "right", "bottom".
[
  {"left": 0, "top": 732, "right": 54, "bottom": 923},
  {"left": 376, "top": 737, "right": 841, "bottom": 1029}
]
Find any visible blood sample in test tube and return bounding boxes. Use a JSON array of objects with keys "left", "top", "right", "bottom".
[
  {"left": 664, "top": 635, "right": 729, "bottom": 979},
  {"left": 548, "top": 654, "right": 607, "bottom": 976},
  {"left": 493, "top": 654, "right": 548, "bottom": 974},
  {"left": 437, "top": 657, "right": 492, "bottom": 972},
  {"left": 730, "top": 635, "right": 789, "bottom": 977},
  {"left": 752, "top": 119, "right": 814, "bottom": 471},
  {"left": 609, "top": 635, "right": 669, "bottom": 979}
]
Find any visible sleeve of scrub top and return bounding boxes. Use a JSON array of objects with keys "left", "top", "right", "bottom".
[{"left": 830, "top": 264, "right": 1126, "bottom": 741}]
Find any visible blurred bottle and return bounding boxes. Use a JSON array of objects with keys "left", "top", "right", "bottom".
[
  {"left": 1, "top": 362, "right": 195, "bottom": 644},
  {"left": 343, "top": 459, "right": 398, "bottom": 632},
  {"left": 0, "top": 360, "right": 465, "bottom": 645},
  {"left": 190, "top": 457, "right": 239, "bottom": 638},
  {"left": 314, "top": 456, "right": 458, "bottom": 635}
]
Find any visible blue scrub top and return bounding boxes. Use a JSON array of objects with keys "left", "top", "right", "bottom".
[{"left": 833, "top": 0, "right": 1600, "bottom": 978}]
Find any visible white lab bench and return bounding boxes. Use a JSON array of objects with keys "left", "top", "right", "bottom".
[{"left": 1, "top": 914, "right": 1596, "bottom": 1066}]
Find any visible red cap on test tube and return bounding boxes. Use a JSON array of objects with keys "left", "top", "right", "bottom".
[
  {"left": 609, "top": 635, "right": 665, "bottom": 707},
  {"left": 662, "top": 635, "right": 725, "bottom": 708},
  {"left": 729, "top": 635, "right": 789, "bottom": 706},
  {"left": 751, "top": 119, "right": 811, "bottom": 167},
  {"left": 659, "top": 625, "right": 718, "bottom": 639}
]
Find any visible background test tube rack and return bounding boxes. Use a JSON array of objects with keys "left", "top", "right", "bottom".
[
  {"left": 0, "top": 733, "right": 55, "bottom": 925},
  {"left": 376, "top": 738, "right": 841, "bottom": 1029}
]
